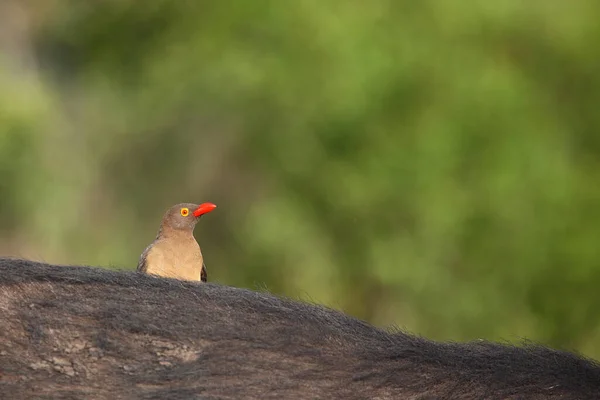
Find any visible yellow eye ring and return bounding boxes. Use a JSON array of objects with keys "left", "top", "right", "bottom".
[{"left": 180, "top": 207, "right": 189, "bottom": 216}]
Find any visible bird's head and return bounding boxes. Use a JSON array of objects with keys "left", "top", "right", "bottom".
[{"left": 162, "top": 202, "right": 217, "bottom": 231}]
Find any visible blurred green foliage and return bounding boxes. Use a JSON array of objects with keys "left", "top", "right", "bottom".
[{"left": 1, "top": 1, "right": 600, "bottom": 358}]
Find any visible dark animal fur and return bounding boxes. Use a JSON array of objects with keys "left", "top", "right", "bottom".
[{"left": 1, "top": 258, "right": 599, "bottom": 399}]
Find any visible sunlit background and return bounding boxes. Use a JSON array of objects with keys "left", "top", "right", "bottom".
[{"left": 1, "top": 1, "right": 600, "bottom": 359}]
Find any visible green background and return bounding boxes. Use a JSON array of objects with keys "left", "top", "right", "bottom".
[{"left": 1, "top": 1, "right": 599, "bottom": 359}]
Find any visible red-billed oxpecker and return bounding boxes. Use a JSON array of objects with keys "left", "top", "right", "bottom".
[{"left": 137, "top": 202, "right": 217, "bottom": 282}]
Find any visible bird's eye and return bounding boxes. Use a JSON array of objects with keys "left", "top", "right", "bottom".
[{"left": 180, "top": 207, "right": 189, "bottom": 216}]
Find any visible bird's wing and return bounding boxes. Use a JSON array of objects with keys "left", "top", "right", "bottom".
[
  {"left": 137, "top": 243, "right": 153, "bottom": 273},
  {"left": 201, "top": 262, "right": 207, "bottom": 282}
]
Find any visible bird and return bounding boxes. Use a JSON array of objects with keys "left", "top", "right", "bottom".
[{"left": 137, "top": 202, "right": 217, "bottom": 282}]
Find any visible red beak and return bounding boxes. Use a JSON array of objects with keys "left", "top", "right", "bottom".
[{"left": 193, "top": 202, "right": 217, "bottom": 218}]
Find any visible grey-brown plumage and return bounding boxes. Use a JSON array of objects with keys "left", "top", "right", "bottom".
[{"left": 137, "top": 202, "right": 216, "bottom": 282}]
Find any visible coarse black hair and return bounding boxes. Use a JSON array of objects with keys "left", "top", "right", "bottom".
[{"left": 1, "top": 257, "right": 599, "bottom": 399}]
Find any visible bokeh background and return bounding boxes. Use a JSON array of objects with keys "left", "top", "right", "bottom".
[{"left": 1, "top": 1, "right": 600, "bottom": 359}]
